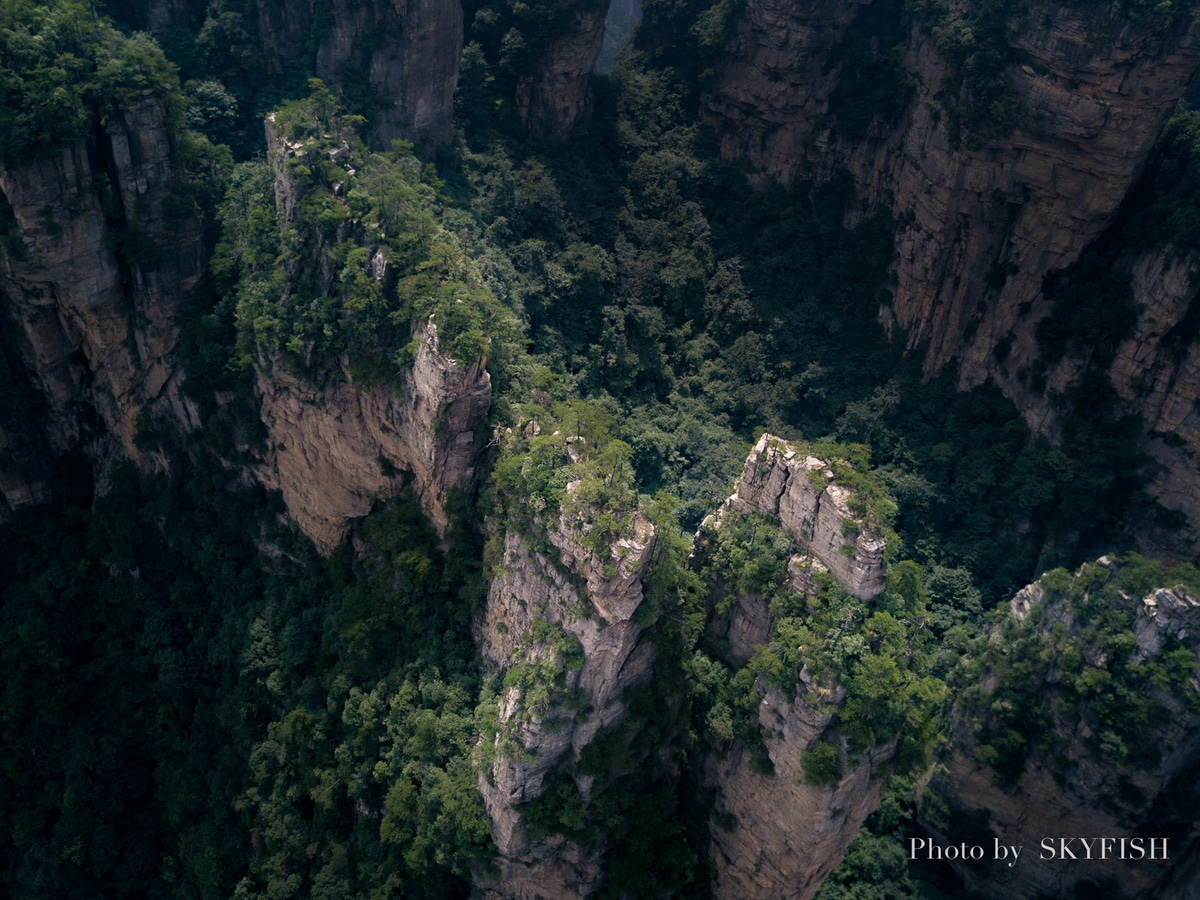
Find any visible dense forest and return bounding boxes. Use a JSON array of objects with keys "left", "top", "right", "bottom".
[{"left": 3, "top": 0, "right": 1200, "bottom": 897}]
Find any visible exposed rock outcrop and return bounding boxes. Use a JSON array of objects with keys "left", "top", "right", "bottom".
[
  {"left": 254, "top": 117, "right": 492, "bottom": 551},
  {"left": 699, "top": 434, "right": 894, "bottom": 899},
  {"left": 728, "top": 433, "right": 887, "bottom": 600},
  {"left": 474, "top": 498, "right": 655, "bottom": 897},
  {"left": 924, "top": 558, "right": 1200, "bottom": 899},
  {"left": 0, "top": 95, "right": 204, "bottom": 515},
  {"left": 253, "top": 0, "right": 461, "bottom": 151},
  {"left": 255, "top": 321, "right": 491, "bottom": 552},
  {"left": 707, "top": 682, "right": 895, "bottom": 900},
  {"left": 516, "top": 0, "right": 612, "bottom": 139}
]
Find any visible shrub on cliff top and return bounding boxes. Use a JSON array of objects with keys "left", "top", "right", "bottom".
[{"left": 215, "top": 81, "right": 520, "bottom": 382}]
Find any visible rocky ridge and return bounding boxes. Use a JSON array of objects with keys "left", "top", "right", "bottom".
[
  {"left": 474, "top": 486, "right": 655, "bottom": 897},
  {"left": 727, "top": 433, "right": 887, "bottom": 600}
]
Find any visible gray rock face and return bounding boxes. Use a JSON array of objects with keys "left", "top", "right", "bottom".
[
  {"left": 707, "top": 680, "right": 895, "bottom": 900},
  {"left": 729, "top": 434, "right": 887, "bottom": 600},
  {"left": 474, "top": 505, "right": 655, "bottom": 898},
  {"left": 0, "top": 95, "right": 204, "bottom": 515}
]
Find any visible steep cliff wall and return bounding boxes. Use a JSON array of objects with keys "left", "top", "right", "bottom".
[
  {"left": 0, "top": 95, "right": 204, "bottom": 515},
  {"left": 703, "top": 0, "right": 1200, "bottom": 554},
  {"left": 118, "top": 0, "right": 463, "bottom": 150},
  {"left": 474, "top": 469, "right": 655, "bottom": 897},
  {"left": 705, "top": 2, "right": 1200, "bottom": 386},
  {"left": 255, "top": 322, "right": 491, "bottom": 552},
  {"left": 515, "top": 0, "right": 612, "bottom": 138},
  {"left": 698, "top": 434, "right": 899, "bottom": 899},
  {"left": 1119, "top": 251, "right": 1200, "bottom": 557},
  {"left": 923, "top": 557, "right": 1200, "bottom": 898},
  {"left": 706, "top": 683, "right": 895, "bottom": 900},
  {"left": 221, "top": 0, "right": 461, "bottom": 150}
]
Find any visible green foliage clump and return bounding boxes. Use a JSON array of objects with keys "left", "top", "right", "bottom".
[
  {"left": 490, "top": 397, "right": 641, "bottom": 559},
  {"left": 1119, "top": 104, "right": 1200, "bottom": 261},
  {"left": 907, "top": 0, "right": 1024, "bottom": 145},
  {"left": 0, "top": 461, "right": 492, "bottom": 898},
  {"left": 0, "top": 0, "right": 182, "bottom": 161},
  {"left": 953, "top": 555, "right": 1200, "bottom": 783},
  {"left": 815, "top": 778, "right": 954, "bottom": 898}
]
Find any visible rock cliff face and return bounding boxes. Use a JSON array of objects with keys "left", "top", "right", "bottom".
[
  {"left": 924, "top": 558, "right": 1200, "bottom": 899},
  {"left": 516, "top": 0, "right": 612, "bottom": 138},
  {"left": 0, "top": 95, "right": 204, "bottom": 516},
  {"left": 254, "top": 118, "right": 491, "bottom": 551},
  {"left": 699, "top": 434, "right": 893, "bottom": 899},
  {"left": 1101, "top": 248, "right": 1200, "bottom": 558},
  {"left": 251, "top": 0, "right": 462, "bottom": 150},
  {"left": 703, "top": 0, "right": 1200, "bottom": 553},
  {"left": 255, "top": 323, "right": 491, "bottom": 552},
  {"left": 705, "top": 2, "right": 1200, "bottom": 381},
  {"left": 474, "top": 501, "right": 655, "bottom": 897},
  {"left": 706, "top": 684, "right": 895, "bottom": 900},
  {"left": 729, "top": 434, "right": 887, "bottom": 600}
]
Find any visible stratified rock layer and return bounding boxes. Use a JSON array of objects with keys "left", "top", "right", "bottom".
[
  {"left": 475, "top": 506, "right": 655, "bottom": 898},
  {"left": 705, "top": 2, "right": 1200, "bottom": 388},
  {"left": 0, "top": 95, "right": 204, "bottom": 515}
]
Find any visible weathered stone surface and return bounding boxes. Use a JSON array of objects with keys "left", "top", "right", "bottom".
[
  {"left": 255, "top": 0, "right": 462, "bottom": 150},
  {"left": 705, "top": 3, "right": 1200, "bottom": 385},
  {"left": 516, "top": 0, "right": 612, "bottom": 139},
  {"left": 1112, "top": 249, "right": 1200, "bottom": 559},
  {"left": 729, "top": 433, "right": 887, "bottom": 599},
  {"left": 253, "top": 117, "right": 492, "bottom": 551},
  {"left": 929, "top": 558, "right": 1200, "bottom": 899},
  {"left": 698, "top": 432, "right": 894, "bottom": 899},
  {"left": 0, "top": 95, "right": 203, "bottom": 514},
  {"left": 255, "top": 320, "right": 491, "bottom": 552},
  {"left": 703, "top": 1, "right": 1200, "bottom": 556},
  {"left": 474, "top": 504, "right": 655, "bottom": 897},
  {"left": 707, "top": 680, "right": 895, "bottom": 900}
]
